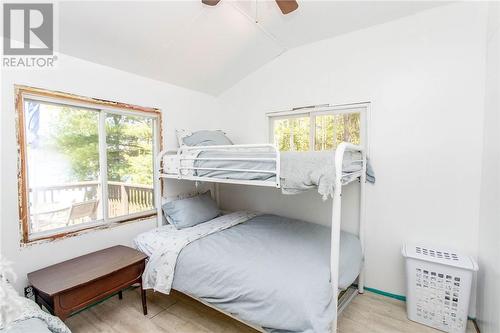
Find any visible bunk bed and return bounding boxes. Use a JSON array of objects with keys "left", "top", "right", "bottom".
[{"left": 137, "top": 140, "right": 370, "bottom": 333}]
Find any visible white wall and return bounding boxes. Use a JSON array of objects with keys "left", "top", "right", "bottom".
[
  {"left": 216, "top": 2, "right": 488, "bottom": 300},
  {"left": 0, "top": 2, "right": 494, "bottom": 323},
  {"left": 476, "top": 2, "right": 500, "bottom": 333},
  {"left": 0, "top": 53, "right": 220, "bottom": 293}
]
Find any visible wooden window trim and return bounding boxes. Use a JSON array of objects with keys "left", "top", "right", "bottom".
[{"left": 15, "top": 85, "right": 163, "bottom": 244}]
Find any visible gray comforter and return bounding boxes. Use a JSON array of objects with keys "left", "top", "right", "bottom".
[
  {"left": 0, "top": 283, "right": 70, "bottom": 333},
  {"left": 2, "top": 319, "right": 52, "bottom": 333},
  {"left": 171, "top": 214, "right": 362, "bottom": 333},
  {"left": 194, "top": 150, "right": 375, "bottom": 199}
]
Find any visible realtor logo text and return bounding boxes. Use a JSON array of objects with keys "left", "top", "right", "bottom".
[{"left": 2, "top": 3, "right": 57, "bottom": 68}]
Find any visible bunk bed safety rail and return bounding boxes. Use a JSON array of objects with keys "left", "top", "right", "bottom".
[
  {"left": 157, "top": 144, "right": 281, "bottom": 188},
  {"left": 179, "top": 167, "right": 277, "bottom": 174},
  {"left": 177, "top": 143, "right": 278, "bottom": 151}
]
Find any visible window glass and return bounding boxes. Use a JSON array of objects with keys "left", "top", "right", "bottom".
[
  {"left": 106, "top": 114, "right": 154, "bottom": 218},
  {"left": 22, "top": 97, "right": 158, "bottom": 240},
  {"left": 315, "top": 113, "right": 360, "bottom": 150},
  {"left": 273, "top": 116, "right": 310, "bottom": 152},
  {"left": 25, "top": 100, "right": 102, "bottom": 233}
]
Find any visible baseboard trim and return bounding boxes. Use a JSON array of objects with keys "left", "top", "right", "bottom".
[
  {"left": 363, "top": 286, "right": 407, "bottom": 302},
  {"left": 361, "top": 286, "right": 476, "bottom": 324}
]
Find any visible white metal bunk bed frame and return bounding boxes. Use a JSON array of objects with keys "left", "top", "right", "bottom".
[{"left": 155, "top": 142, "right": 367, "bottom": 333}]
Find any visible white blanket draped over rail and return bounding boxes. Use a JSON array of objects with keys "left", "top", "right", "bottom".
[
  {"left": 140, "top": 211, "right": 259, "bottom": 294},
  {"left": 280, "top": 151, "right": 375, "bottom": 200}
]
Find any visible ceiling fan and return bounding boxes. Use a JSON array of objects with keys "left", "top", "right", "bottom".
[{"left": 202, "top": 0, "right": 299, "bottom": 15}]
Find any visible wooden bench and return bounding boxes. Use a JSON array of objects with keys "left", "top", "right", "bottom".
[{"left": 28, "top": 245, "right": 148, "bottom": 320}]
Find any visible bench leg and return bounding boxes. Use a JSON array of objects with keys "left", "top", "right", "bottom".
[
  {"left": 140, "top": 283, "right": 147, "bottom": 315},
  {"left": 33, "top": 288, "right": 42, "bottom": 309},
  {"left": 118, "top": 290, "right": 123, "bottom": 300}
]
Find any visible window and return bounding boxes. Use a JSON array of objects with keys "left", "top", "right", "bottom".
[
  {"left": 273, "top": 116, "right": 310, "bottom": 152},
  {"left": 16, "top": 86, "right": 161, "bottom": 243},
  {"left": 269, "top": 104, "right": 367, "bottom": 152}
]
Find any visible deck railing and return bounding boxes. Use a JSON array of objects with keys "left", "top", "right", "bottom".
[{"left": 29, "top": 181, "right": 154, "bottom": 218}]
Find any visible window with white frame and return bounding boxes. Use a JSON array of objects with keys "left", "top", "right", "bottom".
[
  {"left": 16, "top": 86, "right": 161, "bottom": 243},
  {"left": 268, "top": 104, "right": 367, "bottom": 152}
]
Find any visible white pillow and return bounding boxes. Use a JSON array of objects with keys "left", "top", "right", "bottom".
[
  {"left": 176, "top": 129, "right": 232, "bottom": 147},
  {"left": 175, "top": 129, "right": 192, "bottom": 147}
]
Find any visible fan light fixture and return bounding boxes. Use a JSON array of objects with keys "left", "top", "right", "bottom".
[{"left": 202, "top": 0, "right": 299, "bottom": 15}]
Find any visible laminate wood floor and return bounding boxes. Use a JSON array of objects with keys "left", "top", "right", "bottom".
[{"left": 65, "top": 288, "right": 477, "bottom": 333}]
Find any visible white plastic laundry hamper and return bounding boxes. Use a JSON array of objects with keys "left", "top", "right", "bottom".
[{"left": 402, "top": 244, "right": 478, "bottom": 333}]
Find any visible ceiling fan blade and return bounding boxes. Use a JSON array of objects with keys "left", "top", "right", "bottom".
[
  {"left": 202, "top": 0, "right": 221, "bottom": 6},
  {"left": 275, "top": 0, "right": 298, "bottom": 15}
]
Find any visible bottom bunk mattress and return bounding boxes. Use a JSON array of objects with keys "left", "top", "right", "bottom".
[{"left": 135, "top": 214, "right": 362, "bottom": 333}]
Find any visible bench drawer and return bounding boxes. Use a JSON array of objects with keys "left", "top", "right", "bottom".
[{"left": 56, "top": 261, "right": 144, "bottom": 312}]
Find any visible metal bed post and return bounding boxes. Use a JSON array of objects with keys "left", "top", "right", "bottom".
[
  {"left": 331, "top": 142, "right": 366, "bottom": 332},
  {"left": 330, "top": 144, "right": 345, "bottom": 333},
  {"left": 155, "top": 149, "right": 166, "bottom": 228},
  {"left": 275, "top": 144, "right": 281, "bottom": 188},
  {"left": 358, "top": 149, "right": 367, "bottom": 294},
  {"left": 214, "top": 183, "right": 221, "bottom": 207}
]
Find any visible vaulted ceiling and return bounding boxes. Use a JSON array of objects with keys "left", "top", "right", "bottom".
[{"left": 59, "top": 1, "right": 448, "bottom": 96}]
